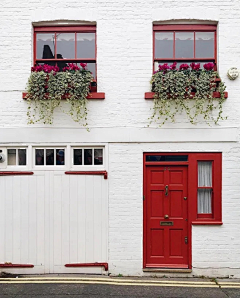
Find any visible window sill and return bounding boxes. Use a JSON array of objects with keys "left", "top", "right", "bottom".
[
  {"left": 22, "top": 92, "right": 105, "bottom": 100},
  {"left": 192, "top": 221, "right": 223, "bottom": 225},
  {"left": 145, "top": 91, "right": 228, "bottom": 100}
]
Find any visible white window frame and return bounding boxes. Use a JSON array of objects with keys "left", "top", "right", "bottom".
[
  {"left": 33, "top": 147, "right": 67, "bottom": 170},
  {"left": 71, "top": 146, "right": 105, "bottom": 170},
  {"left": 4, "top": 147, "right": 29, "bottom": 170}
]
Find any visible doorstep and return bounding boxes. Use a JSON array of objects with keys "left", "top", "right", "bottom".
[{"left": 143, "top": 268, "right": 192, "bottom": 273}]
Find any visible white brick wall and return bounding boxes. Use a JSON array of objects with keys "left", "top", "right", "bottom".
[{"left": 1, "top": 0, "right": 240, "bottom": 277}]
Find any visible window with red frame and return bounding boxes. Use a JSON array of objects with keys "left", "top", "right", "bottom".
[
  {"left": 153, "top": 24, "right": 217, "bottom": 71},
  {"left": 34, "top": 26, "right": 96, "bottom": 78}
]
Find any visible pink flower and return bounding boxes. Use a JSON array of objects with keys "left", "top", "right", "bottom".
[
  {"left": 179, "top": 64, "right": 190, "bottom": 70},
  {"left": 158, "top": 63, "right": 170, "bottom": 71},
  {"left": 80, "top": 63, "right": 87, "bottom": 70},
  {"left": 170, "top": 62, "right": 177, "bottom": 70},
  {"left": 203, "top": 62, "right": 215, "bottom": 71},
  {"left": 190, "top": 63, "right": 200, "bottom": 70}
]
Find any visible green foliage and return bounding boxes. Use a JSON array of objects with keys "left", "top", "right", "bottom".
[
  {"left": 26, "top": 70, "right": 93, "bottom": 125},
  {"left": 150, "top": 69, "right": 227, "bottom": 126}
]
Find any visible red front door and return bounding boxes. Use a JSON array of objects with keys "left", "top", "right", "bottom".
[{"left": 145, "top": 165, "right": 189, "bottom": 268}]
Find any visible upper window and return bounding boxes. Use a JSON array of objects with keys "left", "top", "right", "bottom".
[
  {"left": 153, "top": 24, "right": 217, "bottom": 70},
  {"left": 34, "top": 26, "right": 96, "bottom": 78}
]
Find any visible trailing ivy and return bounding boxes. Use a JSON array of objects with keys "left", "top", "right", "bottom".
[
  {"left": 150, "top": 62, "right": 227, "bottom": 126},
  {"left": 26, "top": 64, "right": 93, "bottom": 126}
]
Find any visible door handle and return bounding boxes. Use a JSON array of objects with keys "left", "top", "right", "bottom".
[
  {"left": 164, "top": 214, "right": 169, "bottom": 219},
  {"left": 165, "top": 185, "right": 168, "bottom": 196}
]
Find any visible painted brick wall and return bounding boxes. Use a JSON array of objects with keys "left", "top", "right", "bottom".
[{"left": 1, "top": 0, "right": 240, "bottom": 277}]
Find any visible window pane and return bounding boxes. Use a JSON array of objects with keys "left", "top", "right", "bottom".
[
  {"left": 77, "top": 33, "right": 95, "bottom": 58},
  {"left": 146, "top": 155, "right": 188, "bottom": 162},
  {"left": 198, "top": 161, "right": 212, "bottom": 187},
  {"left": 7, "top": 149, "right": 16, "bottom": 165},
  {"left": 56, "top": 149, "right": 65, "bottom": 165},
  {"left": 84, "top": 149, "right": 92, "bottom": 165},
  {"left": 198, "top": 189, "right": 212, "bottom": 213},
  {"left": 18, "top": 149, "right": 26, "bottom": 166},
  {"left": 36, "top": 149, "right": 44, "bottom": 166},
  {"left": 175, "top": 32, "right": 194, "bottom": 58},
  {"left": 196, "top": 32, "right": 214, "bottom": 58},
  {"left": 74, "top": 149, "right": 82, "bottom": 165},
  {"left": 94, "top": 149, "right": 103, "bottom": 165},
  {"left": 56, "top": 33, "right": 75, "bottom": 59},
  {"left": 155, "top": 32, "right": 173, "bottom": 58},
  {"left": 46, "top": 149, "right": 54, "bottom": 165},
  {"left": 36, "top": 33, "right": 55, "bottom": 59}
]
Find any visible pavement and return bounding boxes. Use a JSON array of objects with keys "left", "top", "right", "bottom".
[{"left": 0, "top": 275, "right": 239, "bottom": 297}]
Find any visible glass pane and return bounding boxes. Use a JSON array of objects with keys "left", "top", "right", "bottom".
[
  {"left": 7, "top": 149, "right": 16, "bottom": 165},
  {"left": 36, "top": 149, "right": 44, "bottom": 166},
  {"left": 175, "top": 32, "right": 194, "bottom": 58},
  {"left": 155, "top": 32, "right": 173, "bottom": 58},
  {"left": 36, "top": 33, "right": 55, "bottom": 59},
  {"left": 198, "top": 189, "right": 212, "bottom": 213},
  {"left": 146, "top": 155, "right": 188, "bottom": 162},
  {"left": 18, "top": 149, "right": 26, "bottom": 166},
  {"left": 46, "top": 149, "right": 54, "bottom": 165},
  {"left": 77, "top": 33, "right": 95, "bottom": 58},
  {"left": 56, "top": 33, "right": 75, "bottom": 59},
  {"left": 196, "top": 32, "right": 214, "bottom": 58},
  {"left": 74, "top": 149, "right": 82, "bottom": 165},
  {"left": 56, "top": 149, "right": 65, "bottom": 165},
  {"left": 94, "top": 149, "right": 103, "bottom": 165},
  {"left": 84, "top": 149, "right": 92, "bottom": 165},
  {"left": 198, "top": 161, "right": 212, "bottom": 187}
]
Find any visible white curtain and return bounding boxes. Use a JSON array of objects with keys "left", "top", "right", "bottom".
[{"left": 198, "top": 162, "right": 212, "bottom": 213}]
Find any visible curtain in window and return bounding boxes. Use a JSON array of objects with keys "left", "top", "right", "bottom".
[{"left": 198, "top": 161, "right": 212, "bottom": 213}]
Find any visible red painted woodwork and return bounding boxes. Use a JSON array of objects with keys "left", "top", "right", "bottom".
[
  {"left": 145, "top": 92, "right": 228, "bottom": 100},
  {"left": 145, "top": 165, "right": 189, "bottom": 268},
  {"left": 65, "top": 171, "right": 108, "bottom": 179},
  {"left": 34, "top": 26, "right": 96, "bottom": 32},
  {"left": 22, "top": 92, "right": 105, "bottom": 100},
  {"left": 0, "top": 171, "right": 34, "bottom": 176},
  {"left": 0, "top": 263, "right": 34, "bottom": 268},
  {"left": 65, "top": 262, "right": 108, "bottom": 271},
  {"left": 143, "top": 152, "right": 223, "bottom": 269},
  {"left": 153, "top": 24, "right": 217, "bottom": 72}
]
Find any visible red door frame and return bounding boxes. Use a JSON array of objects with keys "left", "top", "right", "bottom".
[{"left": 143, "top": 153, "right": 192, "bottom": 269}]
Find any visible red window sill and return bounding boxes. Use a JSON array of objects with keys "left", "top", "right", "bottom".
[
  {"left": 145, "top": 92, "right": 228, "bottom": 100},
  {"left": 65, "top": 171, "right": 108, "bottom": 179},
  {"left": 192, "top": 221, "right": 223, "bottom": 225},
  {"left": 22, "top": 92, "right": 105, "bottom": 100},
  {"left": 0, "top": 171, "right": 34, "bottom": 176}
]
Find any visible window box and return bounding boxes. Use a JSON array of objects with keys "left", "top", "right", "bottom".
[{"left": 22, "top": 92, "right": 105, "bottom": 100}]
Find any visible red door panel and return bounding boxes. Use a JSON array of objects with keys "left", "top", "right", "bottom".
[{"left": 145, "top": 166, "right": 188, "bottom": 268}]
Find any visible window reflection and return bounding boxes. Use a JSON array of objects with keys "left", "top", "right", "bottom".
[
  {"left": 18, "top": 149, "right": 26, "bottom": 166},
  {"left": 56, "top": 149, "right": 65, "bottom": 165},
  {"left": 84, "top": 149, "right": 92, "bottom": 165},
  {"left": 46, "top": 149, "right": 54, "bottom": 165},
  {"left": 36, "top": 149, "right": 44, "bottom": 166},
  {"left": 74, "top": 149, "right": 82, "bottom": 165},
  {"left": 94, "top": 149, "right": 103, "bottom": 165}
]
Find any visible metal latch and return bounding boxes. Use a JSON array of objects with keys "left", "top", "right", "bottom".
[{"left": 185, "top": 236, "right": 188, "bottom": 244}]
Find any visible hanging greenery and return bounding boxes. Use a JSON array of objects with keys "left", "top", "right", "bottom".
[
  {"left": 150, "top": 62, "right": 227, "bottom": 126},
  {"left": 26, "top": 63, "right": 93, "bottom": 126}
]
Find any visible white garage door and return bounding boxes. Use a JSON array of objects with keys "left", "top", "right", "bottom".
[{"left": 0, "top": 171, "right": 108, "bottom": 274}]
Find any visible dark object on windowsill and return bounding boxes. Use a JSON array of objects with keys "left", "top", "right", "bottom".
[{"left": 90, "top": 80, "right": 97, "bottom": 92}]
